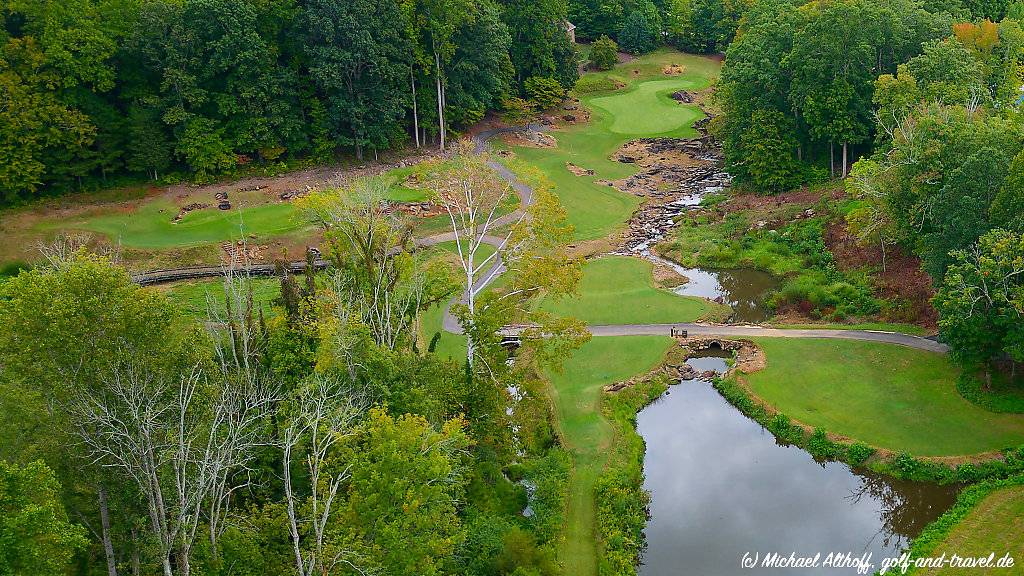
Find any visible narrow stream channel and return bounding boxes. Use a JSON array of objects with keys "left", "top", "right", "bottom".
[{"left": 637, "top": 355, "right": 960, "bottom": 575}]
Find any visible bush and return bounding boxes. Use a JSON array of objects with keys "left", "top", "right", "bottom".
[
  {"left": 590, "top": 35, "right": 619, "bottom": 70},
  {"left": 524, "top": 77, "right": 566, "bottom": 110},
  {"left": 956, "top": 372, "right": 1024, "bottom": 414}
]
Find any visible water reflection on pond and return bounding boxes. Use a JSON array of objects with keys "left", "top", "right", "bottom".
[
  {"left": 637, "top": 356, "right": 960, "bottom": 576},
  {"left": 673, "top": 267, "right": 780, "bottom": 323}
]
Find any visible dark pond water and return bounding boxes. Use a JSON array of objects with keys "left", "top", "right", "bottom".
[
  {"left": 637, "top": 356, "right": 960, "bottom": 576},
  {"left": 673, "top": 267, "right": 780, "bottom": 323},
  {"left": 642, "top": 252, "right": 780, "bottom": 323}
]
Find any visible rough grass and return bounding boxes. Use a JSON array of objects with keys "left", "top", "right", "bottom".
[
  {"left": 499, "top": 50, "right": 720, "bottom": 241},
  {"left": 160, "top": 277, "right": 281, "bottom": 319},
  {"left": 769, "top": 322, "right": 932, "bottom": 336},
  {"left": 920, "top": 485, "right": 1024, "bottom": 575},
  {"left": 544, "top": 336, "right": 673, "bottom": 576},
  {"left": 539, "top": 255, "right": 729, "bottom": 324},
  {"left": 744, "top": 338, "right": 1024, "bottom": 456}
]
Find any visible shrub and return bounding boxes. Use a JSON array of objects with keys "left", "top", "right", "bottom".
[
  {"left": 0, "top": 260, "right": 30, "bottom": 278},
  {"left": 846, "top": 442, "right": 875, "bottom": 466},
  {"left": 524, "top": 77, "right": 566, "bottom": 110},
  {"left": 590, "top": 35, "right": 619, "bottom": 70}
]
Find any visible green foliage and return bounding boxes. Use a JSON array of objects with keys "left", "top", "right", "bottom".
[
  {"left": 596, "top": 377, "right": 667, "bottom": 576},
  {"left": 590, "top": 35, "right": 619, "bottom": 70},
  {"left": 503, "top": 0, "right": 580, "bottom": 89},
  {"left": 935, "top": 228, "right": 1024, "bottom": 375},
  {"left": 0, "top": 460, "right": 88, "bottom": 576},
  {"left": 344, "top": 409, "right": 471, "bottom": 575},
  {"left": 716, "top": 0, "right": 952, "bottom": 190},
  {"left": 617, "top": 6, "right": 661, "bottom": 55},
  {"left": 0, "top": 0, "right": 579, "bottom": 202},
  {"left": 524, "top": 76, "right": 567, "bottom": 110}
]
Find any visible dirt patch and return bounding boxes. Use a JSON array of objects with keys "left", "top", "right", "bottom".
[
  {"left": 502, "top": 130, "right": 556, "bottom": 148},
  {"left": 662, "top": 63, "right": 686, "bottom": 75},
  {"left": 825, "top": 221, "right": 937, "bottom": 327},
  {"left": 653, "top": 263, "right": 688, "bottom": 289},
  {"left": 727, "top": 187, "right": 823, "bottom": 212},
  {"left": 566, "top": 162, "right": 595, "bottom": 177},
  {"left": 733, "top": 342, "right": 766, "bottom": 373}
]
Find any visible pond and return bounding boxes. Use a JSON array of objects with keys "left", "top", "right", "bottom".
[
  {"left": 643, "top": 252, "right": 780, "bottom": 323},
  {"left": 637, "top": 355, "right": 960, "bottom": 576},
  {"left": 672, "top": 267, "right": 780, "bottom": 323}
]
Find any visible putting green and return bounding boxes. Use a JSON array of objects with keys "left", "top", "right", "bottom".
[
  {"left": 499, "top": 51, "right": 720, "bottom": 241},
  {"left": 590, "top": 78, "right": 705, "bottom": 135}
]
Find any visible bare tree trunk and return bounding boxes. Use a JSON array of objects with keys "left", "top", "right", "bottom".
[
  {"left": 842, "top": 142, "right": 849, "bottom": 177},
  {"left": 880, "top": 237, "right": 887, "bottom": 273},
  {"left": 435, "top": 52, "right": 446, "bottom": 151},
  {"left": 830, "top": 142, "right": 835, "bottom": 178},
  {"left": 131, "top": 528, "right": 141, "bottom": 576},
  {"left": 411, "top": 71, "right": 420, "bottom": 148},
  {"left": 99, "top": 484, "right": 119, "bottom": 576}
]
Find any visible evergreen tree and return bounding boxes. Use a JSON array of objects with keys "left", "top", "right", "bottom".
[{"left": 618, "top": 6, "right": 661, "bottom": 54}]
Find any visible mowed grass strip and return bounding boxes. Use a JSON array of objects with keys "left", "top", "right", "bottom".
[
  {"left": 921, "top": 485, "right": 1024, "bottom": 575},
  {"left": 744, "top": 338, "right": 1024, "bottom": 456},
  {"left": 539, "top": 256, "right": 729, "bottom": 325},
  {"left": 545, "top": 336, "right": 674, "bottom": 576}
]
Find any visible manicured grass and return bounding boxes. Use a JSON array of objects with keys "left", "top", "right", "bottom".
[
  {"left": 419, "top": 302, "right": 467, "bottom": 362},
  {"left": 539, "top": 256, "right": 730, "bottom": 324},
  {"left": 921, "top": 485, "right": 1024, "bottom": 575},
  {"left": 743, "top": 338, "right": 1024, "bottom": 456},
  {"left": 52, "top": 199, "right": 306, "bottom": 249},
  {"left": 589, "top": 79, "right": 704, "bottom": 135},
  {"left": 545, "top": 336, "right": 674, "bottom": 575},
  {"left": 161, "top": 277, "right": 281, "bottom": 319},
  {"left": 499, "top": 50, "right": 719, "bottom": 241}
]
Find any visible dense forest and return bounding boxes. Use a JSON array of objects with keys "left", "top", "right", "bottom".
[
  {"left": 0, "top": 0, "right": 578, "bottom": 203},
  {"left": 4, "top": 0, "right": 1024, "bottom": 574}
]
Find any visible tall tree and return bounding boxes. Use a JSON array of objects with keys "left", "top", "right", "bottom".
[
  {"left": 500, "top": 0, "right": 580, "bottom": 88},
  {"left": 303, "top": 0, "right": 411, "bottom": 160}
]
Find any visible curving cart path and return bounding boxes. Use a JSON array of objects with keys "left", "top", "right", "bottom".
[{"left": 133, "top": 127, "right": 948, "bottom": 354}]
